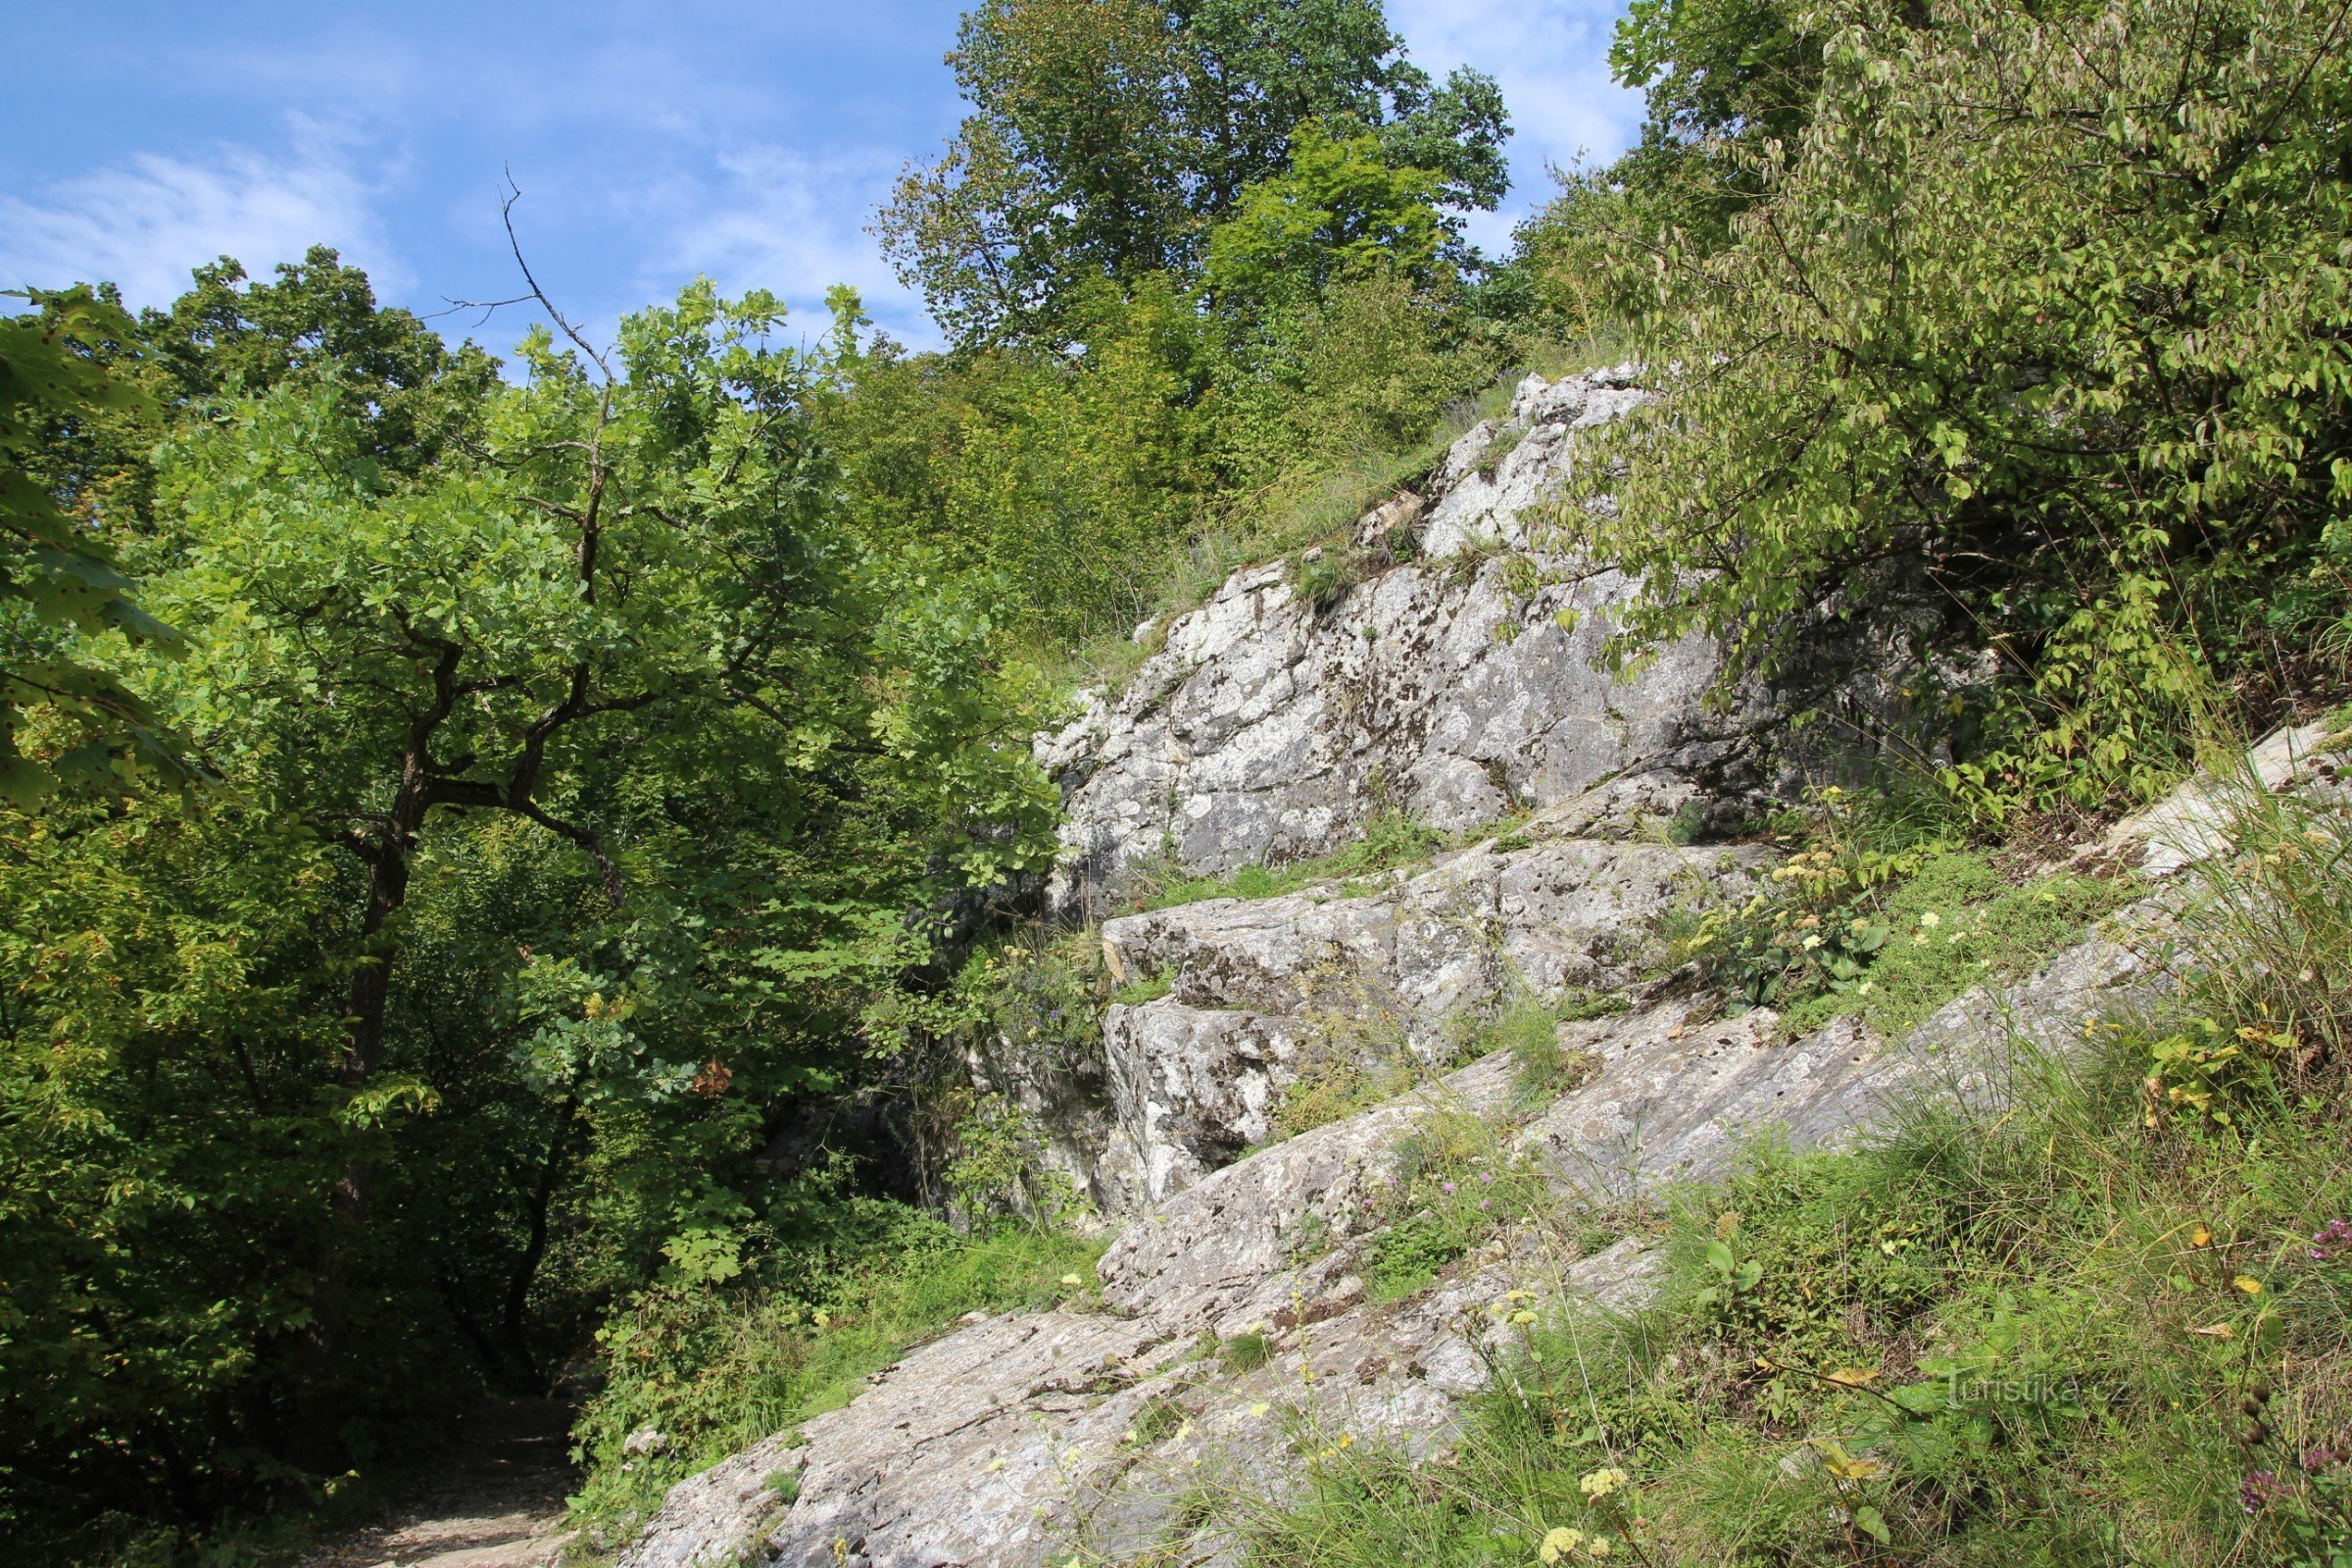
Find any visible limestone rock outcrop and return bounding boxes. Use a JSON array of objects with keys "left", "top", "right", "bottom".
[
  {"left": 606, "top": 321, "right": 2344, "bottom": 1567},
  {"left": 617, "top": 886, "right": 2176, "bottom": 1568},
  {"left": 1089, "top": 827, "right": 1772, "bottom": 1205},
  {"left": 1038, "top": 367, "right": 1770, "bottom": 919}
]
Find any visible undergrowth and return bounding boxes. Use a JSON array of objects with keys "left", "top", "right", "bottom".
[
  {"left": 1671, "top": 782, "right": 2135, "bottom": 1040},
  {"left": 1127, "top": 808, "right": 1445, "bottom": 912},
  {"left": 1361, "top": 1113, "right": 1555, "bottom": 1301},
  {"left": 1188, "top": 749, "right": 2352, "bottom": 1567},
  {"left": 567, "top": 1206, "right": 1100, "bottom": 1550}
]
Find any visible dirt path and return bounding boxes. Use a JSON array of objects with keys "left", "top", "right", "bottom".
[{"left": 303, "top": 1399, "right": 577, "bottom": 1568}]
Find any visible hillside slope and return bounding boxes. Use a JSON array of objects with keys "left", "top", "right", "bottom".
[{"left": 603, "top": 383, "right": 2340, "bottom": 1568}]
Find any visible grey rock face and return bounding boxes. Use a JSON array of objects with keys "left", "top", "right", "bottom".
[
  {"left": 1039, "top": 368, "right": 1768, "bottom": 919},
  {"left": 613, "top": 1433, "right": 801, "bottom": 1568},
  {"left": 614, "top": 318, "right": 2320, "bottom": 1568},
  {"left": 1093, "top": 829, "right": 1771, "bottom": 1203},
  {"left": 616, "top": 893, "right": 2171, "bottom": 1568}
]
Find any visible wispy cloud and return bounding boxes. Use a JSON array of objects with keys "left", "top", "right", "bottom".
[
  {"left": 0, "top": 120, "right": 404, "bottom": 307},
  {"left": 631, "top": 144, "right": 938, "bottom": 350},
  {"left": 1391, "top": 0, "right": 1644, "bottom": 250}
]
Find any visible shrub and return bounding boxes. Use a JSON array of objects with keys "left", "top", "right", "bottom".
[
  {"left": 1556, "top": 0, "right": 2352, "bottom": 816},
  {"left": 569, "top": 1209, "right": 1101, "bottom": 1544}
]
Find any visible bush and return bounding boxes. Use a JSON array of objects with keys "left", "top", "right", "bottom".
[
  {"left": 1554, "top": 0, "right": 2352, "bottom": 815},
  {"left": 569, "top": 1207, "right": 1100, "bottom": 1544},
  {"left": 1677, "top": 784, "right": 2132, "bottom": 1037}
]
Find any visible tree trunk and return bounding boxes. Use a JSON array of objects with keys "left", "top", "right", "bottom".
[
  {"left": 502, "top": 1092, "right": 580, "bottom": 1385},
  {"left": 292, "top": 749, "right": 430, "bottom": 1472}
]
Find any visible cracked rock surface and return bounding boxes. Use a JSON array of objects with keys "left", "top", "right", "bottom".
[
  {"left": 611, "top": 330, "right": 2331, "bottom": 1568},
  {"left": 619, "top": 811, "right": 2220, "bottom": 1568},
  {"left": 1038, "top": 368, "right": 1769, "bottom": 919}
]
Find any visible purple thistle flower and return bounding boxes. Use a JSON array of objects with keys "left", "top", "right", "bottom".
[
  {"left": 1442, "top": 1181, "right": 1456, "bottom": 1195},
  {"left": 2310, "top": 1219, "right": 2352, "bottom": 1260}
]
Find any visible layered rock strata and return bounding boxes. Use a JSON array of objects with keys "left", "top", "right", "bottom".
[{"left": 1038, "top": 367, "right": 1769, "bottom": 919}]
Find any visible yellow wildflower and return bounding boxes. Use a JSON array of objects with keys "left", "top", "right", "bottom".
[
  {"left": 1580, "top": 1465, "right": 1631, "bottom": 1498},
  {"left": 1538, "top": 1527, "right": 1584, "bottom": 1564}
]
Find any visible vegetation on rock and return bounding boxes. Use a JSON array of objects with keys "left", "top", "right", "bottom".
[{"left": 6, "top": 0, "right": 2352, "bottom": 1561}]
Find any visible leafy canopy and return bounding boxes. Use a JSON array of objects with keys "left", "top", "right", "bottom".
[
  {"left": 875, "top": 0, "right": 1508, "bottom": 344},
  {"left": 1559, "top": 0, "right": 2352, "bottom": 812},
  {"left": 0, "top": 288, "right": 183, "bottom": 805}
]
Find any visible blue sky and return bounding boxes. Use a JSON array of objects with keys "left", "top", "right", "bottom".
[{"left": 0, "top": 1, "right": 1642, "bottom": 354}]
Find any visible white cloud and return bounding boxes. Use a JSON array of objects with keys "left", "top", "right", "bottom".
[
  {"left": 1390, "top": 0, "right": 1645, "bottom": 250},
  {"left": 633, "top": 144, "right": 940, "bottom": 350},
  {"left": 0, "top": 122, "right": 405, "bottom": 307}
]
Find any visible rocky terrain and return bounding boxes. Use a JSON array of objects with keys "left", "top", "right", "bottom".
[
  {"left": 1037, "top": 368, "right": 1771, "bottom": 919},
  {"left": 607, "top": 368, "right": 2336, "bottom": 1568}
]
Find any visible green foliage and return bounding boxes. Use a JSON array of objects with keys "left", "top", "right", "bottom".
[
  {"left": 1204, "top": 119, "right": 1450, "bottom": 306},
  {"left": 955, "top": 924, "right": 1108, "bottom": 1073},
  {"left": 1271, "top": 1053, "right": 1411, "bottom": 1143},
  {"left": 2170, "top": 738, "right": 2352, "bottom": 1073},
  {"left": 1113, "top": 969, "right": 1175, "bottom": 1006},
  {"left": 0, "top": 793, "right": 359, "bottom": 1551},
  {"left": 1677, "top": 785, "right": 2131, "bottom": 1035},
  {"left": 0, "top": 287, "right": 186, "bottom": 805},
  {"left": 1222, "top": 1030, "right": 2352, "bottom": 1565},
  {"left": 1287, "top": 546, "right": 1366, "bottom": 613},
  {"left": 1464, "top": 991, "right": 1616, "bottom": 1104},
  {"left": 569, "top": 1206, "right": 1101, "bottom": 1540},
  {"left": 1604, "top": 0, "right": 1826, "bottom": 246},
  {"left": 1549, "top": 0, "right": 2352, "bottom": 815},
  {"left": 1219, "top": 1331, "right": 1272, "bottom": 1372},
  {"left": 1774, "top": 849, "right": 2132, "bottom": 1039},
  {"left": 0, "top": 262, "right": 1079, "bottom": 1549},
  {"left": 876, "top": 0, "right": 1507, "bottom": 345},
  {"left": 1361, "top": 1114, "right": 1550, "bottom": 1300},
  {"left": 816, "top": 276, "right": 1218, "bottom": 643},
  {"left": 141, "top": 245, "right": 502, "bottom": 475}
]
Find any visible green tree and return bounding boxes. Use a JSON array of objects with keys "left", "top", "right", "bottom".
[
  {"left": 0, "top": 288, "right": 183, "bottom": 805},
  {"left": 1203, "top": 117, "right": 1449, "bottom": 305},
  {"left": 141, "top": 245, "right": 502, "bottom": 476},
  {"left": 48, "top": 275, "right": 1063, "bottom": 1473},
  {"left": 1564, "top": 0, "right": 2352, "bottom": 811},
  {"left": 1605, "top": 0, "right": 1825, "bottom": 244},
  {"left": 875, "top": 0, "right": 1508, "bottom": 344}
]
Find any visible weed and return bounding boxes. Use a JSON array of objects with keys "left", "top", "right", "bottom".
[
  {"left": 1128, "top": 809, "right": 1443, "bottom": 912},
  {"left": 1675, "top": 778, "right": 2133, "bottom": 1038},
  {"left": 1220, "top": 1332, "right": 1272, "bottom": 1372},
  {"left": 1271, "top": 1052, "right": 1411, "bottom": 1142},
  {"left": 1460, "top": 992, "right": 1616, "bottom": 1104},
  {"left": 1361, "top": 1114, "right": 1552, "bottom": 1300},
  {"left": 1289, "top": 548, "right": 1366, "bottom": 612},
  {"left": 1130, "top": 1392, "right": 1191, "bottom": 1448},
  {"left": 1113, "top": 969, "right": 1175, "bottom": 1006},
  {"left": 1474, "top": 422, "right": 1527, "bottom": 480}
]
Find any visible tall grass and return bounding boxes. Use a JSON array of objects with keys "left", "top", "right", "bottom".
[
  {"left": 1188, "top": 745, "right": 2352, "bottom": 1566},
  {"left": 567, "top": 1214, "right": 1101, "bottom": 1546}
]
